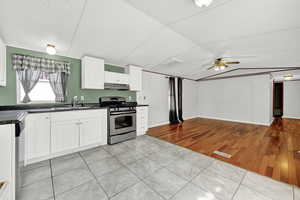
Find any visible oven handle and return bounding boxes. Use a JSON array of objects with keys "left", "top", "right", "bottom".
[{"left": 110, "top": 111, "right": 136, "bottom": 116}]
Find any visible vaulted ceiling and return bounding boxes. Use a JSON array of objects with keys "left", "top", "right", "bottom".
[{"left": 0, "top": 0, "right": 299, "bottom": 80}]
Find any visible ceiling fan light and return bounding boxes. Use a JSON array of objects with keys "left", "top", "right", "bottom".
[
  {"left": 214, "top": 66, "right": 220, "bottom": 71},
  {"left": 194, "top": 0, "right": 213, "bottom": 7},
  {"left": 46, "top": 44, "right": 56, "bottom": 55},
  {"left": 220, "top": 66, "right": 225, "bottom": 70}
]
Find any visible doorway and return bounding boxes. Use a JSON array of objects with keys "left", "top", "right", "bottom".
[{"left": 273, "top": 82, "right": 283, "bottom": 117}]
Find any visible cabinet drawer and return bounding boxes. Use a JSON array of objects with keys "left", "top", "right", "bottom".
[{"left": 51, "top": 109, "right": 106, "bottom": 121}]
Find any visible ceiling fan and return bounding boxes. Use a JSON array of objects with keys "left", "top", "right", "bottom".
[{"left": 207, "top": 58, "right": 240, "bottom": 71}]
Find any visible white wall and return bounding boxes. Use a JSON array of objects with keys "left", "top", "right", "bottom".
[
  {"left": 183, "top": 79, "right": 199, "bottom": 119},
  {"left": 197, "top": 74, "right": 273, "bottom": 125},
  {"left": 139, "top": 72, "right": 199, "bottom": 127},
  {"left": 283, "top": 80, "right": 300, "bottom": 119}
]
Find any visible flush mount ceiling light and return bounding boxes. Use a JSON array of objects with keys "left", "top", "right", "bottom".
[
  {"left": 283, "top": 74, "right": 293, "bottom": 80},
  {"left": 46, "top": 44, "right": 56, "bottom": 55},
  {"left": 194, "top": 0, "right": 213, "bottom": 7}
]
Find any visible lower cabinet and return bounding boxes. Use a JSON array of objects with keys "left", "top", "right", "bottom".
[
  {"left": 80, "top": 115, "right": 107, "bottom": 147},
  {"left": 136, "top": 106, "right": 148, "bottom": 136},
  {"left": 25, "top": 109, "right": 107, "bottom": 164},
  {"left": 51, "top": 120, "right": 79, "bottom": 154},
  {"left": 25, "top": 113, "right": 51, "bottom": 162},
  {"left": 0, "top": 124, "right": 15, "bottom": 200}
]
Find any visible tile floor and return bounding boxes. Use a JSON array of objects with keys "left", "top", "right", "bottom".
[{"left": 18, "top": 135, "right": 300, "bottom": 200}]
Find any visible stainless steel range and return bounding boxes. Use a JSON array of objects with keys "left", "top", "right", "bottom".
[{"left": 99, "top": 97, "right": 137, "bottom": 144}]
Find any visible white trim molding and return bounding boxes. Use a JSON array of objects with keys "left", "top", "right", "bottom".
[{"left": 198, "top": 115, "right": 272, "bottom": 126}]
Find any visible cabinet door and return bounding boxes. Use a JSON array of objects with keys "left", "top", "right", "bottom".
[
  {"left": 79, "top": 114, "right": 107, "bottom": 147},
  {"left": 51, "top": 120, "right": 79, "bottom": 154},
  {"left": 136, "top": 107, "right": 148, "bottom": 136},
  {"left": 25, "top": 114, "right": 51, "bottom": 161},
  {"left": 81, "top": 56, "right": 104, "bottom": 89},
  {"left": 129, "top": 66, "right": 142, "bottom": 91},
  {"left": 0, "top": 37, "right": 6, "bottom": 87},
  {"left": 0, "top": 125, "right": 14, "bottom": 200}
]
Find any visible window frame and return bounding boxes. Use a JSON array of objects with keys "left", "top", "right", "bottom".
[{"left": 16, "top": 72, "right": 56, "bottom": 104}]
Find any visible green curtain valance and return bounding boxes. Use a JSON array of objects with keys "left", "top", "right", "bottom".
[{"left": 12, "top": 54, "right": 71, "bottom": 74}]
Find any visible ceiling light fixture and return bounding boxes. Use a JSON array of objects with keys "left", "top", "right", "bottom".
[
  {"left": 283, "top": 74, "right": 293, "bottom": 80},
  {"left": 194, "top": 0, "right": 213, "bottom": 7},
  {"left": 214, "top": 66, "right": 220, "bottom": 71},
  {"left": 46, "top": 44, "right": 56, "bottom": 55}
]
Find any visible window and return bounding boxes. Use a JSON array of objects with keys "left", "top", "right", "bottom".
[{"left": 17, "top": 72, "right": 56, "bottom": 103}]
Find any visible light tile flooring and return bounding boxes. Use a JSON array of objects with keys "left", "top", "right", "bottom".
[{"left": 18, "top": 135, "right": 300, "bottom": 200}]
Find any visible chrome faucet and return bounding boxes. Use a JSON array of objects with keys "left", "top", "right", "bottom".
[{"left": 71, "top": 96, "right": 79, "bottom": 107}]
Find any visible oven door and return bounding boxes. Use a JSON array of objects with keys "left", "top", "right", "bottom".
[{"left": 110, "top": 112, "right": 136, "bottom": 136}]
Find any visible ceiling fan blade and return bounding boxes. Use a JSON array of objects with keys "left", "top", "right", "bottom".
[
  {"left": 221, "top": 55, "right": 257, "bottom": 59},
  {"left": 224, "top": 61, "right": 240, "bottom": 65},
  {"left": 207, "top": 65, "right": 215, "bottom": 70}
]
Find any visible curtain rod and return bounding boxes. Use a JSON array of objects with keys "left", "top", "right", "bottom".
[{"left": 142, "top": 69, "right": 196, "bottom": 81}]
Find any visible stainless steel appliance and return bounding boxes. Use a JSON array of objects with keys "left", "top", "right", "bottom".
[{"left": 99, "top": 97, "right": 137, "bottom": 144}]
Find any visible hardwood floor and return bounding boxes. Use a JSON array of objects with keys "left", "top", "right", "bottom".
[{"left": 147, "top": 117, "right": 300, "bottom": 186}]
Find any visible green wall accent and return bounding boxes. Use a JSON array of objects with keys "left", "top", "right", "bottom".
[{"left": 0, "top": 46, "right": 136, "bottom": 106}]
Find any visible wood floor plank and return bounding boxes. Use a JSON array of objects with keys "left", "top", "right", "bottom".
[{"left": 147, "top": 117, "right": 300, "bottom": 186}]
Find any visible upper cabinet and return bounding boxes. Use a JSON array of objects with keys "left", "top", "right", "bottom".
[
  {"left": 81, "top": 56, "right": 143, "bottom": 91},
  {"left": 0, "top": 37, "right": 6, "bottom": 87},
  {"left": 81, "top": 56, "right": 104, "bottom": 89},
  {"left": 129, "top": 65, "right": 142, "bottom": 91},
  {"left": 104, "top": 71, "right": 129, "bottom": 84}
]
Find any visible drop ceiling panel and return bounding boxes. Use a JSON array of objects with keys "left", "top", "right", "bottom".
[
  {"left": 125, "top": 0, "right": 230, "bottom": 24},
  {"left": 171, "top": 0, "right": 300, "bottom": 44},
  {"left": 68, "top": 0, "right": 162, "bottom": 63},
  {"left": 124, "top": 27, "right": 194, "bottom": 67},
  {"left": 0, "top": 0, "right": 85, "bottom": 53}
]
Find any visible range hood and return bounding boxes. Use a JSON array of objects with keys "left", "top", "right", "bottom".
[{"left": 104, "top": 83, "right": 130, "bottom": 90}]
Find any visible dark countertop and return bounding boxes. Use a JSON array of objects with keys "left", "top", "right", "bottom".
[
  {"left": 0, "top": 103, "right": 147, "bottom": 125},
  {"left": 0, "top": 110, "right": 26, "bottom": 125},
  {"left": 0, "top": 104, "right": 108, "bottom": 125}
]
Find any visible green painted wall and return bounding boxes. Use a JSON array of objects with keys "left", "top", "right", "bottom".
[{"left": 0, "top": 46, "right": 136, "bottom": 106}]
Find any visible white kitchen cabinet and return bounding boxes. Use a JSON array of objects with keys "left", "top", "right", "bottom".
[
  {"left": 81, "top": 56, "right": 105, "bottom": 89},
  {"left": 25, "top": 113, "right": 51, "bottom": 164},
  {"left": 136, "top": 106, "right": 148, "bottom": 136},
  {"left": 51, "top": 120, "right": 80, "bottom": 154},
  {"left": 25, "top": 109, "right": 108, "bottom": 164},
  {"left": 105, "top": 71, "right": 129, "bottom": 84},
  {"left": 0, "top": 124, "right": 15, "bottom": 200},
  {"left": 129, "top": 65, "right": 142, "bottom": 91},
  {"left": 79, "top": 112, "right": 107, "bottom": 146},
  {"left": 0, "top": 37, "right": 6, "bottom": 87}
]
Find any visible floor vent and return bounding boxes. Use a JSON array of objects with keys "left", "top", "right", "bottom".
[{"left": 213, "top": 151, "right": 232, "bottom": 158}]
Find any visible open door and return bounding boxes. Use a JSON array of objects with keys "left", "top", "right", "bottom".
[{"left": 273, "top": 82, "right": 283, "bottom": 117}]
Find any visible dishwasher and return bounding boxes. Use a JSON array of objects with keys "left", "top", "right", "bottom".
[{"left": 15, "top": 115, "right": 25, "bottom": 199}]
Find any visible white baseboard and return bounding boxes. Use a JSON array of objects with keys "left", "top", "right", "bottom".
[
  {"left": 148, "top": 121, "right": 169, "bottom": 128},
  {"left": 198, "top": 115, "right": 272, "bottom": 126},
  {"left": 283, "top": 115, "right": 300, "bottom": 119},
  {"left": 148, "top": 116, "right": 199, "bottom": 128}
]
